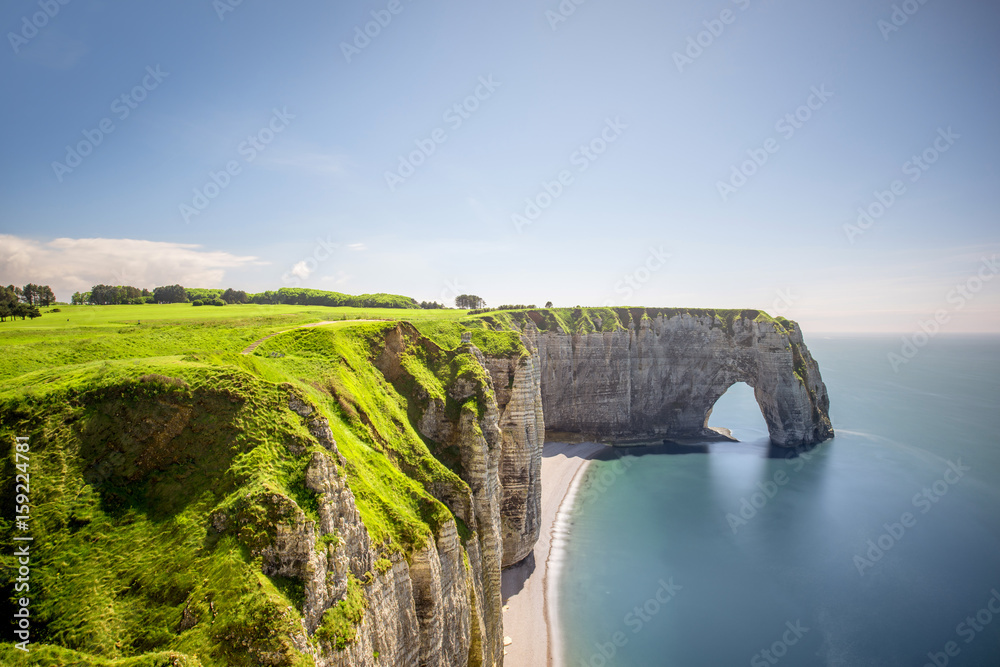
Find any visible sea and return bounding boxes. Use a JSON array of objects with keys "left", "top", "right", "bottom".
[{"left": 557, "top": 335, "right": 1000, "bottom": 667}]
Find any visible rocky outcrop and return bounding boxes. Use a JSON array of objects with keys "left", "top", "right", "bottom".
[
  {"left": 482, "top": 339, "right": 545, "bottom": 568},
  {"left": 373, "top": 326, "right": 507, "bottom": 667},
  {"left": 524, "top": 311, "right": 833, "bottom": 447}
]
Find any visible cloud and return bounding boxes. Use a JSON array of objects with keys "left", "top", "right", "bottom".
[
  {"left": 290, "top": 260, "right": 312, "bottom": 280},
  {"left": 346, "top": 243, "right": 366, "bottom": 251},
  {"left": 0, "top": 235, "right": 265, "bottom": 299}
]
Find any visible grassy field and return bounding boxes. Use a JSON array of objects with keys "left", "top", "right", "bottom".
[
  {"left": 2, "top": 303, "right": 469, "bottom": 331},
  {"left": 0, "top": 304, "right": 471, "bottom": 383}
]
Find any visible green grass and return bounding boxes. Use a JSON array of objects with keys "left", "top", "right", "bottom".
[
  {"left": 0, "top": 359, "right": 324, "bottom": 665},
  {"left": 0, "top": 304, "right": 471, "bottom": 383},
  {"left": 314, "top": 576, "right": 366, "bottom": 650}
]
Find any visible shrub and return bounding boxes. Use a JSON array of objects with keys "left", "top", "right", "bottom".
[{"left": 192, "top": 300, "right": 204, "bottom": 306}]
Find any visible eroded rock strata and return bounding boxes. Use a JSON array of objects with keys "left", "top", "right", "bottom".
[{"left": 524, "top": 310, "right": 833, "bottom": 447}]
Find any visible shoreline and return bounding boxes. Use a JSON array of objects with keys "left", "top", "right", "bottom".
[{"left": 501, "top": 440, "right": 606, "bottom": 667}]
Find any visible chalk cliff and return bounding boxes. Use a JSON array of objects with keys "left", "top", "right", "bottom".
[
  {"left": 481, "top": 336, "right": 545, "bottom": 568},
  {"left": 219, "top": 310, "right": 833, "bottom": 666},
  {"left": 293, "top": 309, "right": 833, "bottom": 664},
  {"left": 515, "top": 308, "right": 833, "bottom": 447}
]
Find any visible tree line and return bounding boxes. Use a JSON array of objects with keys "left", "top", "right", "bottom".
[
  {"left": 0, "top": 284, "right": 51, "bottom": 322},
  {"left": 52, "top": 283, "right": 503, "bottom": 312}
]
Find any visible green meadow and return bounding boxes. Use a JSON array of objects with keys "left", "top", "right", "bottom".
[{"left": 0, "top": 304, "right": 470, "bottom": 383}]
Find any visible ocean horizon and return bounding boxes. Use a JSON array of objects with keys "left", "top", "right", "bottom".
[{"left": 557, "top": 334, "right": 1000, "bottom": 666}]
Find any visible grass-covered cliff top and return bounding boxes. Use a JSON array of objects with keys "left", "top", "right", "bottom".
[{"left": 466, "top": 306, "right": 794, "bottom": 337}]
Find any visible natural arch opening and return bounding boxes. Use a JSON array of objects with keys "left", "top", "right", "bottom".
[{"left": 705, "top": 382, "right": 770, "bottom": 442}]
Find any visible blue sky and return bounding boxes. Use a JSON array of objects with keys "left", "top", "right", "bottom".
[{"left": 1, "top": 0, "right": 998, "bottom": 332}]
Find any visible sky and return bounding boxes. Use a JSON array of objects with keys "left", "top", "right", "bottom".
[{"left": 0, "top": 0, "right": 998, "bottom": 333}]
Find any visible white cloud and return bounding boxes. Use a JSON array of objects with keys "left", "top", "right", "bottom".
[
  {"left": 346, "top": 243, "right": 366, "bottom": 251},
  {"left": 291, "top": 260, "right": 313, "bottom": 280},
  {"left": 0, "top": 235, "right": 265, "bottom": 299}
]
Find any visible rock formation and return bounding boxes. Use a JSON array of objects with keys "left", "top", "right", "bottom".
[
  {"left": 523, "top": 310, "right": 833, "bottom": 447},
  {"left": 226, "top": 309, "right": 832, "bottom": 665}
]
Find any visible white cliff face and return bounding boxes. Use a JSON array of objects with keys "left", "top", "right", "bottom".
[
  {"left": 524, "top": 312, "right": 833, "bottom": 447},
  {"left": 482, "top": 338, "right": 545, "bottom": 568}
]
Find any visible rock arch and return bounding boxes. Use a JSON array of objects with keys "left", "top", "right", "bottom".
[{"left": 527, "top": 311, "right": 833, "bottom": 448}]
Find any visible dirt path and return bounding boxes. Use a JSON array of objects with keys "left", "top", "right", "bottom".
[{"left": 239, "top": 319, "right": 382, "bottom": 355}]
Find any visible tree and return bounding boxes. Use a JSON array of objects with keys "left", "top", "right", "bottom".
[
  {"left": 1, "top": 285, "right": 19, "bottom": 321},
  {"left": 455, "top": 294, "right": 485, "bottom": 310},
  {"left": 153, "top": 284, "right": 187, "bottom": 304},
  {"left": 10, "top": 302, "right": 33, "bottom": 320},
  {"left": 38, "top": 285, "right": 56, "bottom": 306},
  {"left": 221, "top": 288, "right": 248, "bottom": 304},
  {"left": 20, "top": 284, "right": 36, "bottom": 305},
  {"left": 545, "top": 301, "right": 553, "bottom": 308},
  {"left": 89, "top": 284, "right": 123, "bottom": 305}
]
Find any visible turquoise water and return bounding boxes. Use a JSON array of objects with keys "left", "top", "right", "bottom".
[{"left": 558, "top": 336, "right": 1000, "bottom": 666}]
